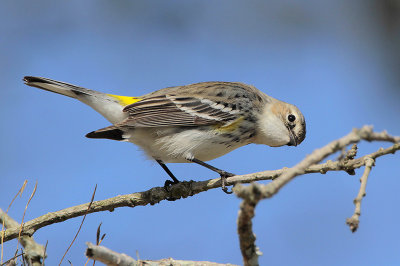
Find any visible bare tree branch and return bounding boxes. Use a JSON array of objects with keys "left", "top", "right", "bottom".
[
  {"left": 237, "top": 183, "right": 263, "bottom": 266},
  {"left": 0, "top": 209, "right": 46, "bottom": 266},
  {"left": 85, "top": 242, "right": 136, "bottom": 266},
  {"left": 1, "top": 126, "right": 399, "bottom": 245},
  {"left": 346, "top": 157, "right": 375, "bottom": 232},
  {"left": 234, "top": 126, "right": 399, "bottom": 200},
  {"left": 85, "top": 242, "right": 238, "bottom": 266},
  {"left": 233, "top": 126, "right": 399, "bottom": 265}
]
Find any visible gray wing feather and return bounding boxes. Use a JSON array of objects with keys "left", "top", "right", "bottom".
[{"left": 119, "top": 95, "right": 238, "bottom": 128}]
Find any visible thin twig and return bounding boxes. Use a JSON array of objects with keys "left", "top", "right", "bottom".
[
  {"left": 1, "top": 180, "right": 28, "bottom": 264},
  {"left": 59, "top": 184, "right": 97, "bottom": 266},
  {"left": 0, "top": 252, "right": 24, "bottom": 266},
  {"left": 84, "top": 223, "right": 106, "bottom": 266},
  {"left": 17, "top": 181, "right": 37, "bottom": 252},
  {"left": 346, "top": 157, "right": 375, "bottom": 232},
  {"left": 41, "top": 241, "right": 48, "bottom": 266}
]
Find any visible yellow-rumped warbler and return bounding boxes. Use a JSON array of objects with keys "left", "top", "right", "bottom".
[{"left": 24, "top": 76, "right": 306, "bottom": 193}]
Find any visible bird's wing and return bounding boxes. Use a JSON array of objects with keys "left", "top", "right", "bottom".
[{"left": 119, "top": 94, "right": 240, "bottom": 128}]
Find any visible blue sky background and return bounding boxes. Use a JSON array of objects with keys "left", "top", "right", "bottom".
[{"left": 1, "top": 1, "right": 400, "bottom": 265}]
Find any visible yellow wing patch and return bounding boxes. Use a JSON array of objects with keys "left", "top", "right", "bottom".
[
  {"left": 107, "top": 94, "right": 142, "bottom": 106},
  {"left": 215, "top": 116, "right": 245, "bottom": 132}
]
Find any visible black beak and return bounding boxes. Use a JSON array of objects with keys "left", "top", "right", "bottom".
[{"left": 287, "top": 128, "right": 298, "bottom": 146}]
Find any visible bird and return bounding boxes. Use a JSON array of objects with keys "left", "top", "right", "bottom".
[{"left": 23, "top": 76, "right": 306, "bottom": 193}]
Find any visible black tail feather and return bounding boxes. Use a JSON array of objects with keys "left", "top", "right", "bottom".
[{"left": 86, "top": 126, "right": 125, "bottom": 141}]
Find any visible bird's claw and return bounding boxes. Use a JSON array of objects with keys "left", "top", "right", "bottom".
[
  {"left": 164, "top": 179, "right": 179, "bottom": 192},
  {"left": 164, "top": 179, "right": 181, "bottom": 201},
  {"left": 220, "top": 172, "right": 234, "bottom": 194}
]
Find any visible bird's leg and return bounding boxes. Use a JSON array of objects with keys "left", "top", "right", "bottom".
[
  {"left": 156, "top": 160, "right": 180, "bottom": 190},
  {"left": 188, "top": 158, "right": 234, "bottom": 194}
]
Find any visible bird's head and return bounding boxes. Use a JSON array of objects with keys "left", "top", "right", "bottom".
[{"left": 254, "top": 99, "right": 306, "bottom": 147}]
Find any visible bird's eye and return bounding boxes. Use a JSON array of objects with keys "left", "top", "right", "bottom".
[{"left": 288, "top": 114, "right": 296, "bottom": 122}]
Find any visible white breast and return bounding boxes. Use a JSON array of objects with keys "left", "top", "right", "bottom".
[{"left": 125, "top": 127, "right": 246, "bottom": 163}]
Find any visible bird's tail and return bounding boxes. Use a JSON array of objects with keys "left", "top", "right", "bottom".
[
  {"left": 24, "top": 76, "right": 141, "bottom": 124},
  {"left": 24, "top": 76, "right": 95, "bottom": 98}
]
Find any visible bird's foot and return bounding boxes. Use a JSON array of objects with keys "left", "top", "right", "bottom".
[
  {"left": 164, "top": 179, "right": 181, "bottom": 201},
  {"left": 219, "top": 171, "right": 234, "bottom": 194},
  {"left": 164, "top": 179, "right": 180, "bottom": 192}
]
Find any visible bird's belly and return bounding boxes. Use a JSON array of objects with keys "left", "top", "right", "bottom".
[
  {"left": 164, "top": 142, "right": 240, "bottom": 163},
  {"left": 125, "top": 127, "right": 247, "bottom": 163}
]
